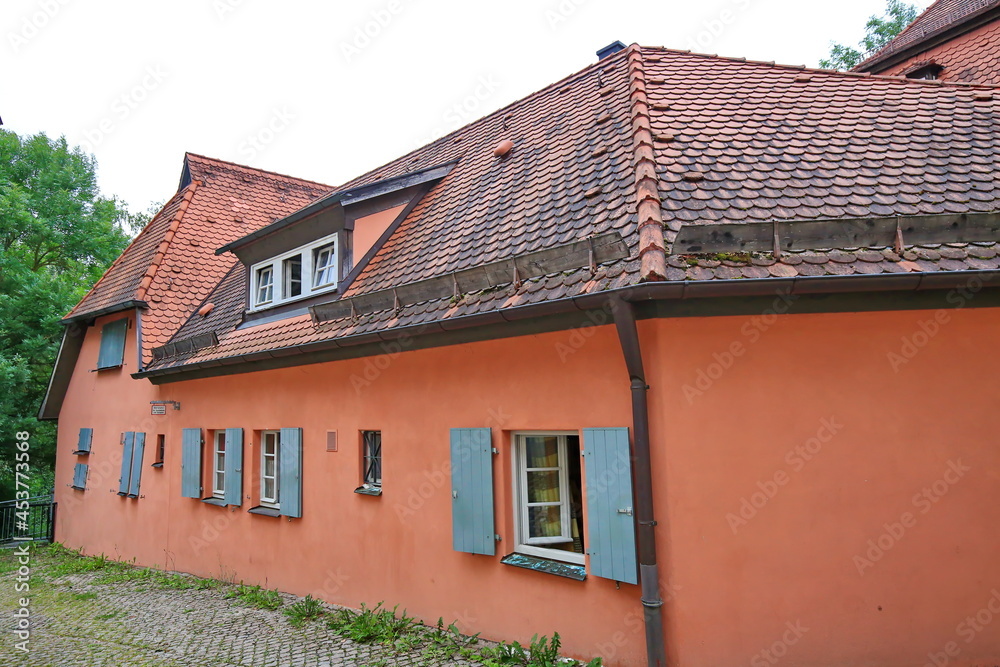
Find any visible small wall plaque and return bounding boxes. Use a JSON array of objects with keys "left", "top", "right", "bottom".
[{"left": 151, "top": 405, "right": 167, "bottom": 415}]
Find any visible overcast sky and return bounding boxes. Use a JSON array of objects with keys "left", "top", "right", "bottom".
[{"left": 3, "top": 0, "right": 931, "bottom": 215}]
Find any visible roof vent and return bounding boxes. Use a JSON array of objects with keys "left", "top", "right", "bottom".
[
  {"left": 596, "top": 41, "right": 626, "bottom": 60},
  {"left": 494, "top": 140, "right": 514, "bottom": 158}
]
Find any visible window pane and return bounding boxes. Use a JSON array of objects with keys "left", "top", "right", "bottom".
[
  {"left": 527, "top": 470, "right": 561, "bottom": 502},
  {"left": 263, "top": 478, "right": 275, "bottom": 500},
  {"left": 283, "top": 256, "right": 302, "bottom": 298},
  {"left": 313, "top": 244, "right": 336, "bottom": 287},
  {"left": 264, "top": 457, "right": 275, "bottom": 477},
  {"left": 256, "top": 267, "right": 273, "bottom": 304},
  {"left": 528, "top": 505, "right": 563, "bottom": 538},
  {"left": 525, "top": 436, "right": 559, "bottom": 468}
]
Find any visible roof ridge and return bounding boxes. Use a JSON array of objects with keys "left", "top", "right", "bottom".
[
  {"left": 640, "top": 45, "right": 1000, "bottom": 90},
  {"left": 184, "top": 152, "right": 334, "bottom": 189},
  {"left": 626, "top": 45, "right": 667, "bottom": 282},
  {"left": 136, "top": 180, "right": 200, "bottom": 300}
]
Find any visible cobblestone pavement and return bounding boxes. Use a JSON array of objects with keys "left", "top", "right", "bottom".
[{"left": 0, "top": 545, "right": 486, "bottom": 667}]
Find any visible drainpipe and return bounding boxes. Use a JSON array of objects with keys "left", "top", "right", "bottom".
[{"left": 611, "top": 295, "right": 666, "bottom": 667}]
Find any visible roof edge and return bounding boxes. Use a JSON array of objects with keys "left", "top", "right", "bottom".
[{"left": 136, "top": 180, "right": 200, "bottom": 300}]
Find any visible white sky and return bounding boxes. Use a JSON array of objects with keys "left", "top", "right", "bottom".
[{"left": 2, "top": 0, "right": 932, "bottom": 215}]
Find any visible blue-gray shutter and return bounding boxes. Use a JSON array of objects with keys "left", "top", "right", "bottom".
[
  {"left": 224, "top": 428, "right": 243, "bottom": 506},
  {"left": 279, "top": 428, "right": 303, "bottom": 518},
  {"left": 127, "top": 433, "right": 146, "bottom": 498},
  {"left": 72, "top": 463, "right": 88, "bottom": 490},
  {"left": 582, "top": 428, "right": 638, "bottom": 585},
  {"left": 181, "top": 428, "right": 203, "bottom": 498},
  {"left": 450, "top": 428, "right": 494, "bottom": 555},
  {"left": 97, "top": 319, "right": 128, "bottom": 369},
  {"left": 118, "top": 432, "right": 134, "bottom": 496},
  {"left": 74, "top": 428, "right": 93, "bottom": 454}
]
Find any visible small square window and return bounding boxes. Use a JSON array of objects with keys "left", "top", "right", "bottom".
[
  {"left": 313, "top": 244, "right": 337, "bottom": 287},
  {"left": 213, "top": 431, "right": 227, "bottom": 498},
  {"left": 283, "top": 255, "right": 302, "bottom": 298},
  {"left": 255, "top": 266, "right": 274, "bottom": 305},
  {"left": 513, "top": 433, "right": 585, "bottom": 565},
  {"left": 356, "top": 431, "right": 381, "bottom": 495}
]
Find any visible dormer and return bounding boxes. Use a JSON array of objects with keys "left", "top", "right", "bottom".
[{"left": 217, "top": 160, "right": 457, "bottom": 320}]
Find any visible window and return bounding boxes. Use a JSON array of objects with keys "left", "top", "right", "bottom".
[
  {"left": 250, "top": 233, "right": 339, "bottom": 310},
  {"left": 357, "top": 430, "right": 381, "bottom": 495},
  {"left": 260, "top": 431, "right": 280, "bottom": 507},
  {"left": 213, "top": 431, "right": 227, "bottom": 498},
  {"left": 151, "top": 434, "right": 165, "bottom": 467},
  {"left": 313, "top": 243, "right": 337, "bottom": 287},
  {"left": 906, "top": 64, "right": 943, "bottom": 80},
  {"left": 255, "top": 266, "right": 274, "bottom": 305},
  {"left": 96, "top": 318, "right": 128, "bottom": 370},
  {"left": 512, "top": 433, "right": 585, "bottom": 565}
]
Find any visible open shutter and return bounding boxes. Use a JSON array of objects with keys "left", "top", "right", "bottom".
[
  {"left": 127, "top": 433, "right": 146, "bottom": 498},
  {"left": 96, "top": 319, "right": 128, "bottom": 369},
  {"left": 224, "top": 428, "right": 243, "bottom": 506},
  {"left": 279, "top": 427, "right": 303, "bottom": 518},
  {"left": 181, "top": 428, "right": 203, "bottom": 498},
  {"left": 582, "top": 428, "right": 638, "bottom": 585},
  {"left": 72, "top": 463, "right": 88, "bottom": 490},
  {"left": 450, "top": 428, "right": 494, "bottom": 555},
  {"left": 118, "top": 432, "right": 134, "bottom": 496},
  {"left": 74, "top": 428, "right": 93, "bottom": 454}
]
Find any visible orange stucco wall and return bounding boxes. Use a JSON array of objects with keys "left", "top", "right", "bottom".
[
  {"left": 54, "top": 304, "right": 1000, "bottom": 666},
  {"left": 353, "top": 204, "right": 405, "bottom": 262}
]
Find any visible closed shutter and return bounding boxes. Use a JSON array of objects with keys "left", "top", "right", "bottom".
[
  {"left": 450, "top": 428, "right": 494, "bottom": 555},
  {"left": 96, "top": 319, "right": 128, "bottom": 369},
  {"left": 582, "top": 428, "right": 638, "bottom": 585},
  {"left": 181, "top": 428, "right": 203, "bottom": 498},
  {"left": 72, "top": 463, "right": 88, "bottom": 490},
  {"left": 74, "top": 428, "right": 93, "bottom": 454},
  {"left": 224, "top": 428, "right": 243, "bottom": 506},
  {"left": 279, "top": 428, "right": 303, "bottom": 518},
  {"left": 127, "top": 433, "right": 146, "bottom": 498},
  {"left": 118, "top": 432, "right": 134, "bottom": 496}
]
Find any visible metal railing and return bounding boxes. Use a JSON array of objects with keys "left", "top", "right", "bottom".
[{"left": 0, "top": 496, "right": 56, "bottom": 545}]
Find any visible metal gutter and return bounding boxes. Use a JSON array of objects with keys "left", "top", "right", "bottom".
[
  {"left": 134, "top": 268, "right": 1000, "bottom": 382},
  {"left": 611, "top": 296, "right": 667, "bottom": 667}
]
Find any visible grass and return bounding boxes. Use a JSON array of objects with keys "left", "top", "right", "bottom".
[
  {"left": 224, "top": 583, "right": 283, "bottom": 610},
  {"left": 284, "top": 594, "right": 326, "bottom": 627}
]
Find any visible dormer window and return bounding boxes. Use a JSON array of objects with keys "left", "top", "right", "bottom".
[{"left": 250, "top": 233, "right": 339, "bottom": 311}]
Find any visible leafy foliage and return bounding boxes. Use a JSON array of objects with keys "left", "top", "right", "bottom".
[
  {"left": 820, "top": 0, "right": 918, "bottom": 70},
  {"left": 284, "top": 594, "right": 327, "bottom": 627},
  {"left": 0, "top": 130, "right": 139, "bottom": 499},
  {"left": 224, "top": 583, "right": 284, "bottom": 610}
]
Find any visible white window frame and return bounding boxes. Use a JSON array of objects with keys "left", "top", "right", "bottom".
[
  {"left": 255, "top": 265, "right": 274, "bottom": 306},
  {"left": 249, "top": 232, "right": 339, "bottom": 311},
  {"left": 260, "top": 430, "right": 280, "bottom": 508},
  {"left": 511, "top": 431, "right": 584, "bottom": 565},
  {"left": 212, "top": 431, "right": 226, "bottom": 499},
  {"left": 312, "top": 242, "right": 337, "bottom": 288}
]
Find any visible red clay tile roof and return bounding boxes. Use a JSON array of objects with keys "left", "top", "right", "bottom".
[
  {"left": 876, "top": 19, "right": 1000, "bottom": 84},
  {"left": 857, "top": 0, "right": 1000, "bottom": 75},
  {"left": 133, "top": 46, "right": 1000, "bottom": 373},
  {"left": 67, "top": 153, "right": 331, "bottom": 363}
]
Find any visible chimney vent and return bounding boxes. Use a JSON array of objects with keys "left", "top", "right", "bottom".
[{"left": 596, "top": 41, "right": 626, "bottom": 60}]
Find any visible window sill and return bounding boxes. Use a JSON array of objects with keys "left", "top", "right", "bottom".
[
  {"left": 200, "top": 497, "right": 227, "bottom": 507},
  {"left": 248, "top": 506, "right": 281, "bottom": 517},
  {"left": 500, "top": 553, "right": 587, "bottom": 581},
  {"left": 150, "top": 462, "right": 163, "bottom": 468},
  {"left": 71, "top": 485, "right": 85, "bottom": 491},
  {"left": 94, "top": 365, "right": 123, "bottom": 372},
  {"left": 72, "top": 450, "right": 91, "bottom": 456},
  {"left": 354, "top": 485, "right": 382, "bottom": 497}
]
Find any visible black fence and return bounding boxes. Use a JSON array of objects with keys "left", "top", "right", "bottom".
[{"left": 0, "top": 496, "right": 56, "bottom": 545}]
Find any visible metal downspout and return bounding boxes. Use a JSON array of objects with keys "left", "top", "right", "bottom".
[{"left": 611, "top": 295, "right": 666, "bottom": 667}]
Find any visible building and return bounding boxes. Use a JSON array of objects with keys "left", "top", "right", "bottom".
[{"left": 43, "top": 44, "right": 1000, "bottom": 666}]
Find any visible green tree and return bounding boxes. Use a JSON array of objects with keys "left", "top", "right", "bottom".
[
  {"left": 820, "top": 0, "right": 919, "bottom": 70},
  {"left": 0, "top": 130, "right": 138, "bottom": 499}
]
